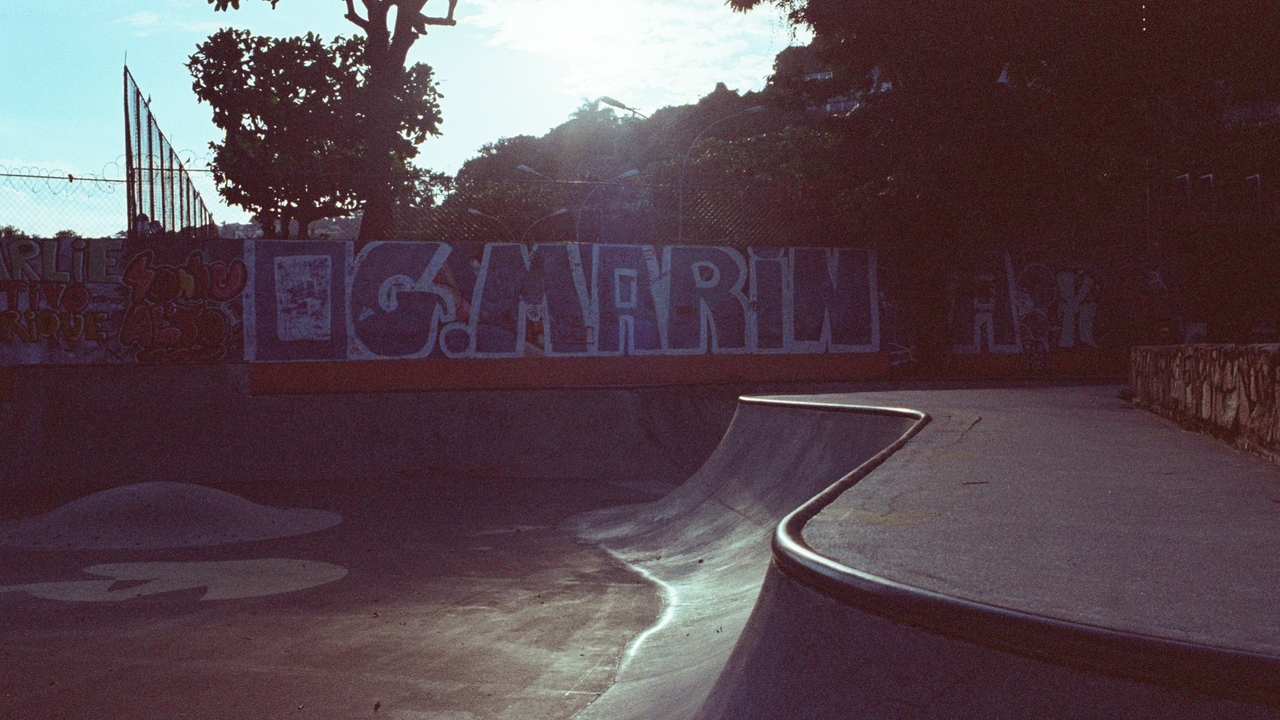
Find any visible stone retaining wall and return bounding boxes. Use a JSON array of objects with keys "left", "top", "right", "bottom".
[{"left": 1130, "top": 345, "right": 1280, "bottom": 463}]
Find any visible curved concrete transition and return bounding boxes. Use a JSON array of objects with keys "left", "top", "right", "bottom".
[
  {"left": 566, "top": 401, "right": 916, "bottom": 718},
  {"left": 568, "top": 387, "right": 1280, "bottom": 719},
  {"left": 0, "top": 482, "right": 342, "bottom": 550}
]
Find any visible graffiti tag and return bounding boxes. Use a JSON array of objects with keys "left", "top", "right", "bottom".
[{"left": 120, "top": 250, "right": 247, "bottom": 363}]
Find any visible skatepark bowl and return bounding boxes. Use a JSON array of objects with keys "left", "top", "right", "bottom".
[{"left": 2, "top": 372, "right": 1279, "bottom": 719}]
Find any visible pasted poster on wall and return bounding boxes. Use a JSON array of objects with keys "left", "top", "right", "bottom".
[
  {"left": 0, "top": 237, "right": 246, "bottom": 364},
  {"left": 243, "top": 241, "right": 350, "bottom": 362},
  {"left": 245, "top": 241, "right": 880, "bottom": 362},
  {"left": 273, "top": 254, "right": 333, "bottom": 343}
]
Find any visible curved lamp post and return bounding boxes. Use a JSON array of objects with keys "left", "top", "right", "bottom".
[
  {"left": 679, "top": 105, "right": 764, "bottom": 243},
  {"left": 467, "top": 208, "right": 515, "bottom": 242},
  {"left": 576, "top": 169, "right": 639, "bottom": 244},
  {"left": 514, "top": 164, "right": 640, "bottom": 243},
  {"left": 516, "top": 164, "right": 557, "bottom": 183},
  {"left": 521, "top": 208, "right": 570, "bottom": 244},
  {"left": 599, "top": 96, "right": 649, "bottom": 120}
]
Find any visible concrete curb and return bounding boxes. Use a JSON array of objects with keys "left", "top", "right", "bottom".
[{"left": 760, "top": 395, "right": 1280, "bottom": 709}]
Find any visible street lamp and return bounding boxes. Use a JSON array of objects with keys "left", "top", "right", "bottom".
[
  {"left": 678, "top": 105, "right": 764, "bottom": 243},
  {"left": 516, "top": 164, "right": 557, "bottom": 182},
  {"left": 467, "top": 208, "right": 515, "bottom": 242},
  {"left": 599, "top": 96, "right": 649, "bottom": 119},
  {"left": 577, "top": 169, "right": 639, "bottom": 244},
  {"left": 521, "top": 208, "right": 570, "bottom": 244}
]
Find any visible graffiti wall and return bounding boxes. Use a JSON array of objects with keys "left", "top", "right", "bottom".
[
  {"left": 244, "top": 241, "right": 881, "bottom": 361},
  {"left": 1, "top": 237, "right": 1174, "bottom": 378},
  {"left": 948, "top": 251, "right": 1170, "bottom": 371},
  {"left": 0, "top": 237, "right": 246, "bottom": 365}
]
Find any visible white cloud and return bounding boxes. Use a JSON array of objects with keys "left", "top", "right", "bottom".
[
  {"left": 114, "top": 10, "right": 219, "bottom": 37},
  {"left": 465, "top": 0, "right": 808, "bottom": 111},
  {"left": 122, "top": 10, "right": 161, "bottom": 27}
]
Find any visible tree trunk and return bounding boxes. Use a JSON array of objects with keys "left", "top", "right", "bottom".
[
  {"left": 353, "top": 0, "right": 446, "bottom": 245},
  {"left": 355, "top": 3, "right": 405, "bottom": 245},
  {"left": 257, "top": 214, "right": 280, "bottom": 240},
  {"left": 357, "top": 77, "right": 397, "bottom": 243}
]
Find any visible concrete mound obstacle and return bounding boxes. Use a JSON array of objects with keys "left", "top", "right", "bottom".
[{"left": 0, "top": 482, "right": 342, "bottom": 550}]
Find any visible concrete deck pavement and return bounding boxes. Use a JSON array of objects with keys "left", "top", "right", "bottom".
[
  {"left": 4, "top": 380, "right": 1277, "bottom": 719},
  {"left": 805, "top": 386, "right": 1280, "bottom": 657},
  {"left": 698, "top": 387, "right": 1280, "bottom": 718}
]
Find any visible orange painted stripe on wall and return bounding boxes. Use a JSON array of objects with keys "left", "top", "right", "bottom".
[{"left": 248, "top": 353, "right": 895, "bottom": 396}]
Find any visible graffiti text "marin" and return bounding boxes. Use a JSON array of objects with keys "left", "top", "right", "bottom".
[{"left": 342, "top": 242, "right": 879, "bottom": 360}]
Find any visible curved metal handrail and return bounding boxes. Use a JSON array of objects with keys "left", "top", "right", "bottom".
[{"left": 741, "top": 395, "right": 1280, "bottom": 709}]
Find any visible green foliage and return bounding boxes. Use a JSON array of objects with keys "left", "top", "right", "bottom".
[
  {"left": 438, "top": 90, "right": 796, "bottom": 243},
  {"left": 730, "top": 0, "right": 1280, "bottom": 241},
  {"left": 188, "top": 29, "right": 443, "bottom": 237},
  {"left": 0, "top": 225, "right": 30, "bottom": 240},
  {"left": 727, "top": 0, "right": 1280, "bottom": 347},
  {"left": 206, "top": 0, "right": 458, "bottom": 241},
  {"left": 207, "top": 0, "right": 279, "bottom": 11},
  {"left": 440, "top": 103, "right": 647, "bottom": 237}
]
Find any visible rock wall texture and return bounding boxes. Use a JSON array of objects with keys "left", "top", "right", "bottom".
[{"left": 1130, "top": 345, "right": 1280, "bottom": 463}]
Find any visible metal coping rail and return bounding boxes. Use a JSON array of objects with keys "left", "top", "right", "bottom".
[{"left": 742, "top": 395, "right": 1280, "bottom": 709}]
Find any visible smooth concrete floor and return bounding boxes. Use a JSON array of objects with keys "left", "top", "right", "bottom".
[
  {"left": 802, "top": 386, "right": 1280, "bottom": 654},
  {"left": 0, "top": 474, "right": 660, "bottom": 720}
]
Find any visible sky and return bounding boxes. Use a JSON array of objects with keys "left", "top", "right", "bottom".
[{"left": 0, "top": 0, "right": 808, "bottom": 234}]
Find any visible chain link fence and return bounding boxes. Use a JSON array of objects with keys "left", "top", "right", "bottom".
[
  {"left": 398, "top": 177, "right": 853, "bottom": 248},
  {"left": 9, "top": 150, "right": 1276, "bottom": 247},
  {"left": 0, "top": 166, "right": 127, "bottom": 238},
  {"left": 125, "top": 67, "right": 218, "bottom": 240}
]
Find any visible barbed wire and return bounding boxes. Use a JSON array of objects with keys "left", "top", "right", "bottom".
[
  {"left": 0, "top": 163, "right": 130, "bottom": 237},
  {"left": 5, "top": 153, "right": 1278, "bottom": 241},
  {"left": 0, "top": 164, "right": 126, "bottom": 193}
]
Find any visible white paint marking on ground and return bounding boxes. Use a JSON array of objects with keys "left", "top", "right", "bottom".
[
  {"left": 564, "top": 653, "right": 613, "bottom": 697},
  {"left": 0, "top": 559, "right": 347, "bottom": 602}
]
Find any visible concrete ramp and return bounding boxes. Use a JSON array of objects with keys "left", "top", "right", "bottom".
[
  {"left": 572, "top": 388, "right": 1280, "bottom": 719},
  {"left": 566, "top": 400, "right": 916, "bottom": 719}
]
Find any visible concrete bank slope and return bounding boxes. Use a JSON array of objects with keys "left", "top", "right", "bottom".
[
  {"left": 566, "top": 400, "right": 917, "bottom": 719},
  {"left": 0, "top": 364, "right": 741, "bottom": 495},
  {"left": 573, "top": 387, "right": 1280, "bottom": 719}
]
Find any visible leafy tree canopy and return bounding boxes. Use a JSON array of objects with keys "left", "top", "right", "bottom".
[
  {"left": 189, "top": 29, "right": 443, "bottom": 238},
  {"left": 207, "top": 0, "right": 458, "bottom": 241},
  {"left": 728, "top": 0, "right": 1280, "bottom": 346}
]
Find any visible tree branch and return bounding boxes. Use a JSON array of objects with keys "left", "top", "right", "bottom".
[
  {"left": 389, "top": 0, "right": 428, "bottom": 65},
  {"left": 344, "top": 0, "right": 371, "bottom": 30},
  {"left": 421, "top": 0, "right": 458, "bottom": 26}
]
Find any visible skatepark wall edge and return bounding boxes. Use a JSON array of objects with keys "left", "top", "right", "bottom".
[
  {"left": 0, "top": 363, "right": 743, "bottom": 493},
  {"left": 1131, "top": 344, "right": 1280, "bottom": 462}
]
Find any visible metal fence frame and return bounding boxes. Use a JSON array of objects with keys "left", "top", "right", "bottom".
[{"left": 124, "top": 66, "right": 217, "bottom": 240}]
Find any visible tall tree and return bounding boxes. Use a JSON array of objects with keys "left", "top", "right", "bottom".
[
  {"left": 190, "top": 29, "right": 442, "bottom": 238},
  {"left": 190, "top": 31, "right": 359, "bottom": 238},
  {"left": 209, "top": 0, "right": 458, "bottom": 241}
]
